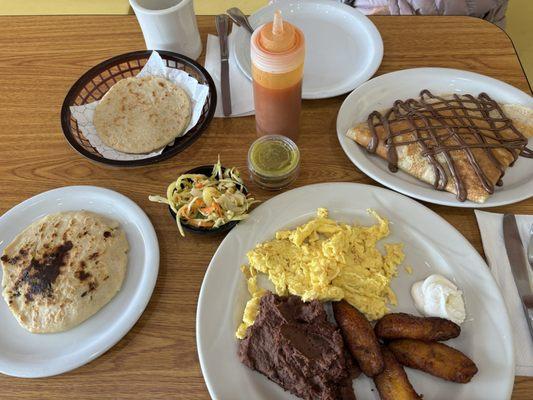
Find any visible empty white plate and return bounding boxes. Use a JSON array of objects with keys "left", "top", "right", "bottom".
[
  {"left": 337, "top": 68, "right": 533, "bottom": 207},
  {"left": 232, "top": 0, "right": 383, "bottom": 99},
  {"left": 0, "top": 186, "right": 159, "bottom": 377},
  {"left": 197, "top": 182, "right": 514, "bottom": 400}
]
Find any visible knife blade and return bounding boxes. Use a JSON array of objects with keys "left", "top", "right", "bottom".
[
  {"left": 503, "top": 214, "right": 533, "bottom": 340},
  {"left": 215, "top": 14, "right": 232, "bottom": 117},
  {"left": 528, "top": 224, "right": 533, "bottom": 270}
]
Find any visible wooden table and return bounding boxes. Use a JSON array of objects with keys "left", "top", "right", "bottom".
[{"left": 0, "top": 14, "right": 531, "bottom": 399}]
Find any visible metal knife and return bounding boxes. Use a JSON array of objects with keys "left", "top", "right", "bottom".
[
  {"left": 528, "top": 224, "right": 533, "bottom": 270},
  {"left": 503, "top": 214, "right": 533, "bottom": 340},
  {"left": 215, "top": 14, "right": 232, "bottom": 117}
]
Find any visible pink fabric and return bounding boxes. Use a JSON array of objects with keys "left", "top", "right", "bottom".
[{"left": 342, "top": 0, "right": 508, "bottom": 27}]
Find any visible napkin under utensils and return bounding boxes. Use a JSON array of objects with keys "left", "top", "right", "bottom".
[
  {"left": 475, "top": 210, "right": 533, "bottom": 376},
  {"left": 204, "top": 28, "right": 254, "bottom": 118}
]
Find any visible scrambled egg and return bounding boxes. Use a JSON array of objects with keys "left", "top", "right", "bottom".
[{"left": 236, "top": 208, "right": 404, "bottom": 339}]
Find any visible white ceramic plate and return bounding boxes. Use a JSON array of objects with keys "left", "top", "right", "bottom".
[
  {"left": 0, "top": 186, "right": 159, "bottom": 377},
  {"left": 337, "top": 67, "right": 533, "bottom": 208},
  {"left": 197, "top": 182, "right": 514, "bottom": 400},
  {"left": 232, "top": 0, "right": 383, "bottom": 99}
]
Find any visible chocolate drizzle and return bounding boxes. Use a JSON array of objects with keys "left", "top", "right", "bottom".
[{"left": 366, "top": 90, "right": 532, "bottom": 201}]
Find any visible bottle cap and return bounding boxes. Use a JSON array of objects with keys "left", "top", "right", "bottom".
[
  {"left": 250, "top": 10, "right": 305, "bottom": 74},
  {"left": 259, "top": 11, "right": 296, "bottom": 53}
]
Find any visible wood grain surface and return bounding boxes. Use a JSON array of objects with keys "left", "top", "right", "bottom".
[{"left": 0, "top": 15, "right": 531, "bottom": 399}]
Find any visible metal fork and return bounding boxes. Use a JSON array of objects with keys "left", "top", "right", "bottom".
[{"left": 226, "top": 7, "right": 254, "bottom": 34}]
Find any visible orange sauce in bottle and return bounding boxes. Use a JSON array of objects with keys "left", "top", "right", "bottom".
[{"left": 251, "top": 11, "right": 305, "bottom": 142}]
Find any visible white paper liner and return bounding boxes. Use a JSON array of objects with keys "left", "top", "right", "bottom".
[{"left": 70, "top": 51, "right": 209, "bottom": 161}]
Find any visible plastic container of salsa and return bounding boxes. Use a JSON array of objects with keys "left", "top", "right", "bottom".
[{"left": 247, "top": 135, "right": 300, "bottom": 190}]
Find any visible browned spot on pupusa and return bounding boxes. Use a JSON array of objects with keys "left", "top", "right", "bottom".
[
  {"left": 88, "top": 281, "right": 98, "bottom": 292},
  {"left": 1, "top": 254, "right": 20, "bottom": 265},
  {"left": 75, "top": 269, "right": 92, "bottom": 282},
  {"left": 81, "top": 280, "right": 99, "bottom": 298},
  {"left": 75, "top": 260, "right": 92, "bottom": 282},
  {"left": 15, "top": 241, "right": 74, "bottom": 301}
]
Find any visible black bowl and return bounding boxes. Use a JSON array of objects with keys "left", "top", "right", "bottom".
[{"left": 168, "top": 165, "right": 248, "bottom": 235}]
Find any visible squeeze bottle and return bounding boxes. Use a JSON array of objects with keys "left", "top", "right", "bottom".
[{"left": 250, "top": 11, "right": 305, "bottom": 141}]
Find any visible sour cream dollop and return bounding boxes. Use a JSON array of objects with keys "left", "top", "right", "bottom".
[{"left": 411, "top": 274, "right": 466, "bottom": 325}]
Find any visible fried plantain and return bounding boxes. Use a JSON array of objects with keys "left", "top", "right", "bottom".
[
  {"left": 373, "top": 347, "right": 422, "bottom": 400},
  {"left": 375, "top": 312, "right": 460, "bottom": 341},
  {"left": 333, "top": 300, "right": 384, "bottom": 376},
  {"left": 388, "top": 339, "right": 478, "bottom": 383}
]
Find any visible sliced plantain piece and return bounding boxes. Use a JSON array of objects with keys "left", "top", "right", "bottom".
[
  {"left": 373, "top": 347, "right": 422, "bottom": 400},
  {"left": 333, "top": 300, "right": 384, "bottom": 377},
  {"left": 375, "top": 312, "right": 460, "bottom": 341},
  {"left": 389, "top": 339, "right": 478, "bottom": 383}
]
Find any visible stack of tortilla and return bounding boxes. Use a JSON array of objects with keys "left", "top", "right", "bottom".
[{"left": 94, "top": 76, "right": 191, "bottom": 154}]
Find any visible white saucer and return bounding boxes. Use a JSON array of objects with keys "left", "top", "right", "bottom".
[{"left": 232, "top": 0, "right": 383, "bottom": 99}]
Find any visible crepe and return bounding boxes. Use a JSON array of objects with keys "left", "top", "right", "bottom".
[
  {"left": 1, "top": 211, "right": 128, "bottom": 333},
  {"left": 346, "top": 91, "right": 533, "bottom": 203},
  {"left": 94, "top": 76, "right": 191, "bottom": 154}
]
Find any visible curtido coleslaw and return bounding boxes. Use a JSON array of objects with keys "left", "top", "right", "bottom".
[{"left": 149, "top": 158, "right": 259, "bottom": 236}]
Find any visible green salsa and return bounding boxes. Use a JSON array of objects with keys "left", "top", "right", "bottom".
[{"left": 250, "top": 138, "right": 299, "bottom": 177}]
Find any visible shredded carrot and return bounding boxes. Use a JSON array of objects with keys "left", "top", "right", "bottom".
[
  {"left": 149, "top": 157, "right": 259, "bottom": 237},
  {"left": 213, "top": 202, "right": 223, "bottom": 216}
]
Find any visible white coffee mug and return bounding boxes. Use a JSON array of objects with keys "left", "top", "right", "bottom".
[{"left": 130, "top": 0, "right": 202, "bottom": 60}]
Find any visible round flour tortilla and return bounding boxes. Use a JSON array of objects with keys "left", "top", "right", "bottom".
[
  {"left": 94, "top": 76, "right": 192, "bottom": 154},
  {"left": 1, "top": 211, "right": 128, "bottom": 333}
]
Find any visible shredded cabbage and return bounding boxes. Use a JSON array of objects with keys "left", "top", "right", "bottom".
[{"left": 149, "top": 156, "right": 259, "bottom": 237}]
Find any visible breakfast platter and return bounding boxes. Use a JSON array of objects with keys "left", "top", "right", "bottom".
[
  {"left": 1, "top": 5, "right": 533, "bottom": 400},
  {"left": 197, "top": 183, "right": 514, "bottom": 399}
]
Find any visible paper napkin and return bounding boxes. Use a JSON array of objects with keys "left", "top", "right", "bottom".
[
  {"left": 204, "top": 29, "right": 254, "bottom": 118},
  {"left": 70, "top": 51, "right": 209, "bottom": 161},
  {"left": 475, "top": 210, "right": 533, "bottom": 376}
]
